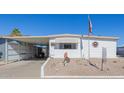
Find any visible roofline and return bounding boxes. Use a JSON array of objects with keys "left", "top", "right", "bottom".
[
  {"left": 82, "top": 35, "right": 119, "bottom": 40},
  {"left": 1, "top": 34, "right": 119, "bottom": 40},
  {"left": 48, "top": 34, "right": 82, "bottom": 38},
  {"left": 4, "top": 36, "right": 48, "bottom": 38}
]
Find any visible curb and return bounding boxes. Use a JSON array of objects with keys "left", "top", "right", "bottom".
[
  {"left": 40, "top": 57, "right": 50, "bottom": 78},
  {"left": 43, "top": 76, "right": 124, "bottom": 79}
]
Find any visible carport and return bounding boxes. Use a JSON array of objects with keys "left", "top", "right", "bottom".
[{"left": 4, "top": 36, "right": 49, "bottom": 63}]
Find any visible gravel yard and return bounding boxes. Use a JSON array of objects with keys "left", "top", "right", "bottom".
[{"left": 44, "top": 57, "right": 124, "bottom": 77}]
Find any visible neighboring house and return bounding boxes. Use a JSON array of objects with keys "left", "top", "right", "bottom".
[
  {"left": 0, "top": 34, "right": 119, "bottom": 63},
  {"left": 0, "top": 38, "right": 6, "bottom": 61},
  {"left": 117, "top": 47, "right": 124, "bottom": 56},
  {"left": 0, "top": 37, "right": 35, "bottom": 62}
]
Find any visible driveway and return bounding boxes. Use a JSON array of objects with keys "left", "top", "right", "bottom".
[{"left": 0, "top": 60, "right": 45, "bottom": 79}]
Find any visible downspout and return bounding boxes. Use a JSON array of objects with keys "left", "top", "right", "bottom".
[{"left": 80, "top": 35, "right": 83, "bottom": 59}]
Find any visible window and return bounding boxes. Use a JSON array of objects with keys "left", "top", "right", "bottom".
[
  {"left": 64, "top": 44, "right": 72, "bottom": 49},
  {"left": 55, "top": 43, "right": 77, "bottom": 49}
]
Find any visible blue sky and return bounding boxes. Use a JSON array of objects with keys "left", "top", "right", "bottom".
[{"left": 0, "top": 14, "right": 123, "bottom": 46}]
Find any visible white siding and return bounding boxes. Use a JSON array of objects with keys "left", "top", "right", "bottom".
[
  {"left": 49, "top": 39, "right": 55, "bottom": 57},
  {"left": 49, "top": 37, "right": 117, "bottom": 59},
  {"left": 49, "top": 37, "right": 82, "bottom": 58},
  {"left": 82, "top": 39, "right": 117, "bottom": 59}
]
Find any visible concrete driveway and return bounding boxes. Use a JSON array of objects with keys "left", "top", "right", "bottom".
[{"left": 0, "top": 59, "right": 45, "bottom": 79}]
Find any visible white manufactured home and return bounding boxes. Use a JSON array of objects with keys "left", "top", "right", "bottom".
[
  {"left": 0, "top": 34, "right": 118, "bottom": 63},
  {"left": 49, "top": 34, "right": 118, "bottom": 59}
]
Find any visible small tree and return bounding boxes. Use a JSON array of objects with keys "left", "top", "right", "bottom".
[{"left": 10, "top": 28, "right": 22, "bottom": 36}]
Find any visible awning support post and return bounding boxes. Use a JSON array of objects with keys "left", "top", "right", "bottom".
[{"left": 5, "top": 39, "right": 8, "bottom": 63}]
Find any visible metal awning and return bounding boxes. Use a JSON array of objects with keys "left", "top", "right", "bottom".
[
  {"left": 4, "top": 36, "right": 49, "bottom": 44},
  {"left": 55, "top": 38, "right": 78, "bottom": 43}
]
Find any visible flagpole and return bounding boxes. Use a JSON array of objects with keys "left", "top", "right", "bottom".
[
  {"left": 88, "top": 30, "right": 90, "bottom": 63},
  {"left": 88, "top": 15, "right": 91, "bottom": 63}
]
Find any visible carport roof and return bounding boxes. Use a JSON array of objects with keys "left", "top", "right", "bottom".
[
  {"left": 1, "top": 34, "right": 119, "bottom": 44},
  {"left": 4, "top": 36, "right": 49, "bottom": 44},
  {"left": 2, "top": 34, "right": 82, "bottom": 44}
]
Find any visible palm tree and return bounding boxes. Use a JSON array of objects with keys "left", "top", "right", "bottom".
[{"left": 10, "top": 28, "right": 22, "bottom": 36}]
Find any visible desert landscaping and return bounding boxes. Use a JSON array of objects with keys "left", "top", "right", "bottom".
[{"left": 44, "top": 57, "right": 124, "bottom": 77}]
